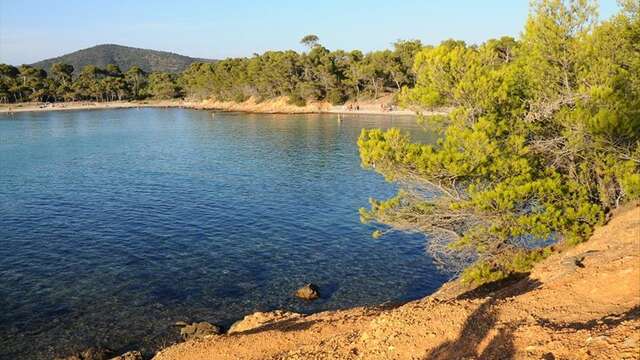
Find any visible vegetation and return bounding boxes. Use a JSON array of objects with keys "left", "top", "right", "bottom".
[
  {"left": 358, "top": 0, "right": 640, "bottom": 284},
  {"left": 0, "top": 62, "right": 182, "bottom": 102},
  {"left": 1, "top": 37, "right": 422, "bottom": 105},
  {"left": 180, "top": 36, "right": 423, "bottom": 105},
  {"left": 31, "top": 44, "right": 213, "bottom": 75}
]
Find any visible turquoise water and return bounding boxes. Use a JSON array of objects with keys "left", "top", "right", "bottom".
[{"left": 0, "top": 108, "right": 447, "bottom": 359}]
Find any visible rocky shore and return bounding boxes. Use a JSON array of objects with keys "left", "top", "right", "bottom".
[
  {"left": 147, "top": 204, "right": 638, "bottom": 359},
  {"left": 58, "top": 205, "right": 639, "bottom": 359}
]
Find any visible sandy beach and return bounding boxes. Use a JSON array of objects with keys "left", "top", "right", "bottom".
[{"left": 0, "top": 95, "right": 443, "bottom": 117}]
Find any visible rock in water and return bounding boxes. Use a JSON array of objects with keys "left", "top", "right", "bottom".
[
  {"left": 57, "top": 347, "right": 114, "bottom": 360},
  {"left": 295, "top": 283, "right": 320, "bottom": 300},
  {"left": 180, "top": 321, "right": 222, "bottom": 340}
]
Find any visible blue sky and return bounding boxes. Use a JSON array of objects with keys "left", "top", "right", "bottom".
[{"left": 0, "top": 0, "right": 621, "bottom": 65}]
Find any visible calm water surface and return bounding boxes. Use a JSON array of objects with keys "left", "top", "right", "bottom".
[{"left": 0, "top": 108, "right": 447, "bottom": 359}]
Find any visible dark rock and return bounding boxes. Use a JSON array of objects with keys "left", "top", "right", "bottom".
[
  {"left": 82, "top": 347, "right": 114, "bottom": 360},
  {"left": 58, "top": 347, "right": 114, "bottom": 360},
  {"left": 180, "top": 321, "right": 222, "bottom": 340},
  {"left": 295, "top": 283, "right": 320, "bottom": 300}
]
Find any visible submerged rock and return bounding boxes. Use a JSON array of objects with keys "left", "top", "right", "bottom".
[
  {"left": 180, "top": 321, "right": 222, "bottom": 340},
  {"left": 58, "top": 347, "right": 114, "bottom": 360},
  {"left": 295, "top": 283, "right": 320, "bottom": 300}
]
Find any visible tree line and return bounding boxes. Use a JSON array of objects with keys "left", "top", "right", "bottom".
[
  {"left": 181, "top": 39, "right": 422, "bottom": 105},
  {"left": 0, "top": 38, "right": 422, "bottom": 105},
  {"left": 358, "top": 0, "right": 640, "bottom": 284},
  {"left": 0, "top": 63, "right": 181, "bottom": 103}
]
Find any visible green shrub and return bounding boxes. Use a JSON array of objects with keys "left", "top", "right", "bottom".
[
  {"left": 287, "top": 94, "right": 307, "bottom": 107},
  {"left": 232, "top": 92, "right": 248, "bottom": 103},
  {"left": 358, "top": 0, "right": 639, "bottom": 283},
  {"left": 461, "top": 247, "right": 553, "bottom": 285},
  {"left": 461, "top": 262, "right": 506, "bottom": 285},
  {"left": 326, "top": 89, "right": 347, "bottom": 105}
]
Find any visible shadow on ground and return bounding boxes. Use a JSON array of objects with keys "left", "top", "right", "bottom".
[
  {"left": 425, "top": 274, "right": 541, "bottom": 360},
  {"left": 228, "top": 317, "right": 321, "bottom": 336},
  {"left": 535, "top": 305, "right": 640, "bottom": 331}
]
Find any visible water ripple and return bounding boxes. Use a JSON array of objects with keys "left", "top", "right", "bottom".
[{"left": 0, "top": 109, "right": 447, "bottom": 359}]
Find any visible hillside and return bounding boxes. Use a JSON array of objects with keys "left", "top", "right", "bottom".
[
  {"left": 31, "top": 44, "right": 214, "bottom": 74},
  {"left": 153, "top": 204, "right": 639, "bottom": 360}
]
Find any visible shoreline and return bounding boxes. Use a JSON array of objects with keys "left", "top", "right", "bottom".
[
  {"left": 56, "top": 205, "right": 638, "bottom": 359},
  {"left": 6, "top": 98, "right": 638, "bottom": 359},
  {"left": 0, "top": 97, "right": 444, "bottom": 117},
  {"left": 150, "top": 205, "right": 639, "bottom": 359}
]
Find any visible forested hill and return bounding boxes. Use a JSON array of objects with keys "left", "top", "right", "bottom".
[{"left": 31, "top": 44, "right": 214, "bottom": 74}]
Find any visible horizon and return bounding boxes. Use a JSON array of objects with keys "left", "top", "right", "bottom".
[{"left": 0, "top": 0, "right": 621, "bottom": 66}]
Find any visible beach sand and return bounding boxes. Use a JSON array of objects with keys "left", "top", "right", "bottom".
[{"left": 0, "top": 95, "right": 445, "bottom": 117}]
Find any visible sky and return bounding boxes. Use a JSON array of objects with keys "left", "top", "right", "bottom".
[{"left": 0, "top": 0, "right": 621, "bottom": 65}]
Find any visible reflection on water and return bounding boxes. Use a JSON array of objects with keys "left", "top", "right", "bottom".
[{"left": 0, "top": 109, "right": 446, "bottom": 359}]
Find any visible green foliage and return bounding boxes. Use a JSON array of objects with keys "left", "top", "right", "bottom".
[
  {"left": 326, "top": 88, "right": 347, "bottom": 105},
  {"left": 51, "top": 63, "right": 74, "bottom": 85},
  {"left": 147, "top": 73, "right": 182, "bottom": 99},
  {"left": 300, "top": 34, "right": 320, "bottom": 49},
  {"left": 287, "top": 93, "right": 307, "bottom": 106},
  {"left": 460, "top": 261, "right": 507, "bottom": 285},
  {"left": 460, "top": 247, "right": 552, "bottom": 285},
  {"left": 508, "top": 248, "right": 553, "bottom": 273},
  {"left": 0, "top": 61, "right": 181, "bottom": 103},
  {"left": 31, "top": 44, "right": 211, "bottom": 75},
  {"left": 125, "top": 66, "right": 147, "bottom": 100},
  {"left": 358, "top": 0, "right": 640, "bottom": 281},
  {"left": 0, "top": 44, "right": 213, "bottom": 103},
  {"left": 178, "top": 43, "right": 421, "bottom": 104}
]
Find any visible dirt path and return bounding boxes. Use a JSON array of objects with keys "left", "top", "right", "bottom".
[{"left": 154, "top": 205, "right": 639, "bottom": 360}]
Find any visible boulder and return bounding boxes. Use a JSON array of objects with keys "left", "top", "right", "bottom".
[
  {"left": 295, "top": 283, "right": 320, "bottom": 300},
  {"left": 180, "top": 321, "right": 222, "bottom": 340}
]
